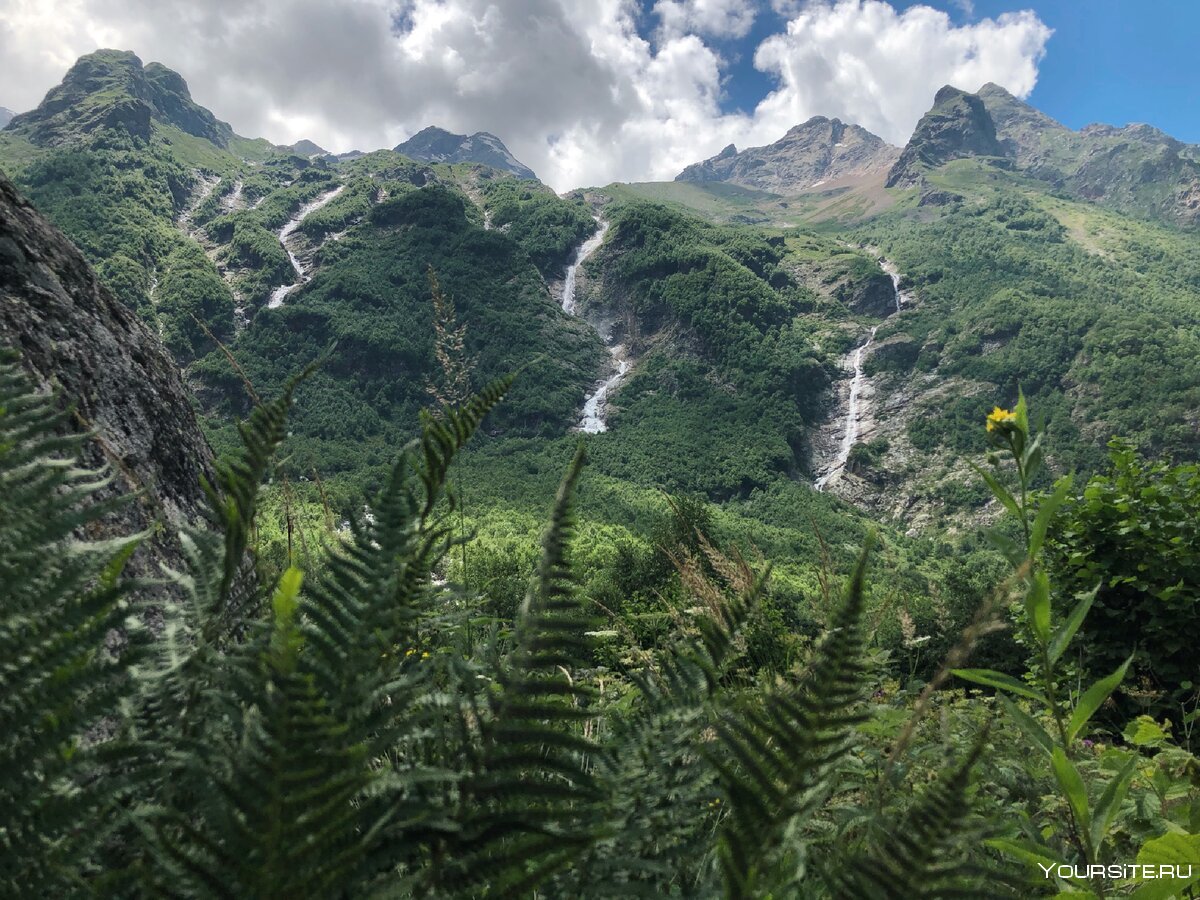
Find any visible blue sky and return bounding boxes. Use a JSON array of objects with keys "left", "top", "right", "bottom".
[{"left": 660, "top": 0, "right": 1200, "bottom": 144}]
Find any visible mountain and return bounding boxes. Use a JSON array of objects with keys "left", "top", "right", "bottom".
[
  {"left": 286, "top": 138, "right": 327, "bottom": 157},
  {"left": 394, "top": 126, "right": 537, "bottom": 180},
  {"left": 886, "top": 86, "right": 1006, "bottom": 187},
  {"left": 4, "top": 47, "right": 1200, "bottom": 543},
  {"left": 886, "top": 82, "right": 1200, "bottom": 225},
  {"left": 0, "top": 170, "right": 215, "bottom": 585},
  {"left": 5, "top": 49, "right": 235, "bottom": 148},
  {"left": 676, "top": 117, "right": 899, "bottom": 194},
  {"left": 0, "top": 107, "right": 13, "bottom": 128}
]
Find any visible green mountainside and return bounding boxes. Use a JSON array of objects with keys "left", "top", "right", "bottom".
[
  {"left": 2, "top": 46, "right": 1198, "bottom": 662},
  {"left": 4, "top": 47, "right": 1200, "bottom": 896}
]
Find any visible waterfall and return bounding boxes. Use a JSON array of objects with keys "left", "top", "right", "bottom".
[
  {"left": 268, "top": 185, "right": 346, "bottom": 308},
  {"left": 814, "top": 326, "right": 878, "bottom": 492},
  {"left": 877, "top": 257, "right": 909, "bottom": 313},
  {"left": 562, "top": 220, "right": 608, "bottom": 315},
  {"left": 560, "top": 219, "right": 627, "bottom": 433}
]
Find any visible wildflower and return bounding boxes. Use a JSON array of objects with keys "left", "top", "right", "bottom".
[
  {"left": 421, "top": 651, "right": 430, "bottom": 660},
  {"left": 986, "top": 406, "right": 1018, "bottom": 434}
]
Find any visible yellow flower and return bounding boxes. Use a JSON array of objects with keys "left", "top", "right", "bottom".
[{"left": 986, "top": 406, "right": 1017, "bottom": 433}]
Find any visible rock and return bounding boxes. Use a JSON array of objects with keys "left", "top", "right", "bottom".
[
  {"left": 395, "top": 126, "right": 538, "bottom": 181},
  {"left": 675, "top": 116, "right": 899, "bottom": 194},
  {"left": 835, "top": 269, "right": 895, "bottom": 317},
  {"left": 887, "top": 86, "right": 1007, "bottom": 188},
  {"left": 918, "top": 189, "right": 963, "bottom": 207},
  {"left": 867, "top": 332, "right": 919, "bottom": 372},
  {"left": 0, "top": 170, "right": 216, "bottom": 587}
]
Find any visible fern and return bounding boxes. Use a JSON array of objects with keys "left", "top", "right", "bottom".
[
  {"left": 442, "top": 442, "right": 600, "bottom": 896},
  {"left": 0, "top": 356, "right": 144, "bottom": 894},
  {"left": 831, "top": 737, "right": 998, "bottom": 900},
  {"left": 713, "top": 537, "right": 874, "bottom": 896},
  {"left": 0, "top": 345, "right": 1004, "bottom": 899}
]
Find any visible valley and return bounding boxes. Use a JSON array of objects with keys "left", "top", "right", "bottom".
[{"left": 2, "top": 41, "right": 1200, "bottom": 897}]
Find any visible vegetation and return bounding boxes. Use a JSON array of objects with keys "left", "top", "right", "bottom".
[
  {"left": 4, "top": 349, "right": 1199, "bottom": 897},
  {"left": 855, "top": 164, "right": 1200, "bottom": 476}
]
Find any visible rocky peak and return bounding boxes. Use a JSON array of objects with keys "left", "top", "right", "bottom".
[
  {"left": 0, "top": 107, "right": 14, "bottom": 129},
  {"left": 6, "top": 49, "right": 233, "bottom": 148},
  {"left": 287, "top": 139, "right": 328, "bottom": 157},
  {"left": 394, "top": 126, "right": 537, "bottom": 180},
  {"left": 0, "top": 171, "right": 216, "bottom": 586},
  {"left": 886, "top": 85, "right": 1006, "bottom": 187},
  {"left": 675, "top": 116, "right": 899, "bottom": 194},
  {"left": 143, "top": 60, "right": 233, "bottom": 146}
]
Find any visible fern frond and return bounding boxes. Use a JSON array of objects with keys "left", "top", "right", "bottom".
[
  {"left": 714, "top": 536, "right": 874, "bottom": 897},
  {"left": 436, "top": 442, "right": 600, "bottom": 896},
  {"left": 830, "top": 736, "right": 999, "bottom": 900},
  {"left": 0, "top": 355, "right": 145, "bottom": 894}
]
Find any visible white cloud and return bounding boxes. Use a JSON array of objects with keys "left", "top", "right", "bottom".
[
  {"left": 0, "top": 0, "right": 1051, "bottom": 191},
  {"left": 752, "top": 1, "right": 1052, "bottom": 146},
  {"left": 655, "top": 0, "right": 760, "bottom": 40}
]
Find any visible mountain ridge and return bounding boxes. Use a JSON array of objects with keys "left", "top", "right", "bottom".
[
  {"left": 676, "top": 116, "right": 899, "bottom": 194},
  {"left": 394, "top": 125, "right": 537, "bottom": 180}
]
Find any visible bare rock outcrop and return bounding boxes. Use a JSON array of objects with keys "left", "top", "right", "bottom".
[{"left": 0, "top": 170, "right": 216, "bottom": 583}]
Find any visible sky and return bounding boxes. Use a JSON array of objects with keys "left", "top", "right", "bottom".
[{"left": 0, "top": 0, "right": 1196, "bottom": 191}]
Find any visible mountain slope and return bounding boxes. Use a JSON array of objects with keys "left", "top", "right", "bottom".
[
  {"left": 394, "top": 126, "right": 537, "bottom": 180},
  {"left": 0, "top": 107, "right": 13, "bottom": 128},
  {"left": 887, "top": 82, "right": 1200, "bottom": 226},
  {"left": 677, "top": 117, "right": 899, "bottom": 194}
]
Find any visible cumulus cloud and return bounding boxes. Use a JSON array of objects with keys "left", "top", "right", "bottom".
[
  {"left": 0, "top": 0, "right": 1051, "bottom": 191},
  {"left": 752, "top": 0, "right": 1051, "bottom": 145},
  {"left": 655, "top": 0, "right": 760, "bottom": 39}
]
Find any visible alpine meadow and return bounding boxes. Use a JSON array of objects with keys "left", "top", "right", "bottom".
[{"left": 2, "top": 2, "right": 1200, "bottom": 897}]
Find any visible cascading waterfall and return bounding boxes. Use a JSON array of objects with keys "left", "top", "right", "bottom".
[
  {"left": 561, "top": 221, "right": 608, "bottom": 315},
  {"left": 812, "top": 253, "right": 912, "bottom": 492},
  {"left": 814, "top": 326, "right": 878, "bottom": 492},
  {"left": 560, "top": 219, "right": 626, "bottom": 433},
  {"left": 268, "top": 185, "right": 346, "bottom": 308},
  {"left": 878, "top": 257, "right": 911, "bottom": 313}
]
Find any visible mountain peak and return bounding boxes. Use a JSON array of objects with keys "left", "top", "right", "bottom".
[
  {"left": 287, "top": 138, "right": 328, "bottom": 157},
  {"left": 676, "top": 118, "right": 898, "bottom": 194},
  {"left": 6, "top": 49, "right": 233, "bottom": 148},
  {"left": 0, "top": 107, "right": 13, "bottom": 129},
  {"left": 887, "top": 84, "right": 1006, "bottom": 187},
  {"left": 394, "top": 126, "right": 537, "bottom": 180}
]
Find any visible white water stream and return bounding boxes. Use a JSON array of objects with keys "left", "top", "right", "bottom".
[
  {"left": 561, "top": 221, "right": 608, "bottom": 315},
  {"left": 878, "top": 257, "right": 914, "bottom": 313},
  {"left": 813, "top": 249, "right": 916, "bottom": 491},
  {"left": 561, "top": 220, "right": 626, "bottom": 433},
  {"left": 268, "top": 185, "right": 346, "bottom": 308},
  {"left": 815, "top": 326, "right": 878, "bottom": 491}
]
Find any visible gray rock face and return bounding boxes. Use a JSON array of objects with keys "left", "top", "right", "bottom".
[
  {"left": 0, "top": 107, "right": 13, "bottom": 129},
  {"left": 887, "top": 86, "right": 1006, "bottom": 187},
  {"left": 394, "top": 126, "right": 537, "bottom": 180},
  {"left": 0, "top": 171, "right": 216, "bottom": 583},
  {"left": 676, "top": 117, "right": 899, "bottom": 194}
]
